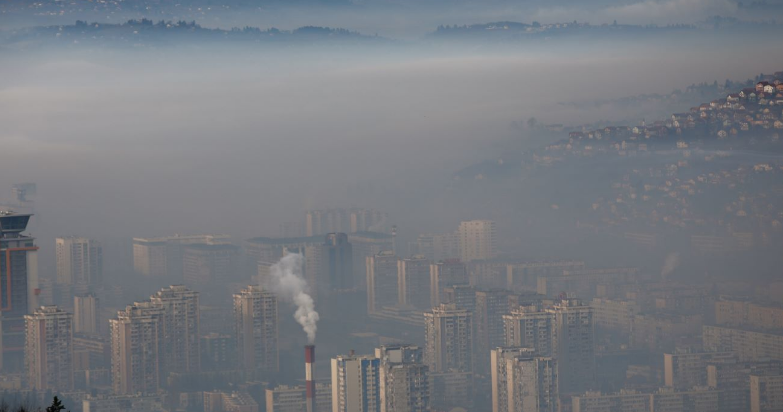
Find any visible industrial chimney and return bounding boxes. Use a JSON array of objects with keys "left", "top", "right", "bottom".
[{"left": 305, "top": 345, "right": 316, "bottom": 412}]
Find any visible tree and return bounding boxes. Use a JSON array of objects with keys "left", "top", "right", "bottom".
[
  {"left": 527, "top": 117, "right": 538, "bottom": 129},
  {"left": 45, "top": 397, "right": 66, "bottom": 412}
]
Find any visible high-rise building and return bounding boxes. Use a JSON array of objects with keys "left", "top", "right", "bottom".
[
  {"left": 398, "top": 256, "right": 431, "bottom": 310},
  {"left": 24, "top": 306, "right": 73, "bottom": 391},
  {"left": 664, "top": 350, "right": 736, "bottom": 390},
  {"left": 457, "top": 220, "right": 497, "bottom": 262},
  {"left": 443, "top": 284, "right": 477, "bottom": 313},
  {"left": 55, "top": 237, "right": 102, "bottom": 292},
  {"left": 432, "top": 233, "right": 460, "bottom": 262},
  {"left": 503, "top": 305, "right": 555, "bottom": 356},
  {"left": 74, "top": 293, "right": 99, "bottom": 335},
  {"left": 348, "top": 232, "right": 394, "bottom": 290},
  {"left": 132, "top": 234, "right": 230, "bottom": 278},
  {"left": 323, "top": 233, "right": 353, "bottom": 292},
  {"left": 572, "top": 390, "right": 652, "bottom": 412},
  {"left": 182, "top": 243, "right": 241, "bottom": 286},
  {"left": 430, "top": 260, "right": 469, "bottom": 306},
  {"left": 491, "top": 347, "right": 535, "bottom": 412},
  {"left": 424, "top": 304, "right": 473, "bottom": 373},
  {"left": 367, "top": 251, "right": 399, "bottom": 314},
  {"left": 110, "top": 285, "right": 200, "bottom": 395},
  {"left": 707, "top": 360, "right": 783, "bottom": 412},
  {"left": 266, "top": 383, "right": 332, "bottom": 412},
  {"left": 429, "top": 371, "right": 473, "bottom": 411},
  {"left": 331, "top": 353, "right": 381, "bottom": 412},
  {"left": 201, "top": 333, "right": 236, "bottom": 371},
  {"left": 703, "top": 325, "right": 783, "bottom": 362},
  {"left": 376, "top": 345, "right": 429, "bottom": 412},
  {"left": 204, "top": 391, "right": 259, "bottom": 412},
  {"left": 551, "top": 298, "right": 595, "bottom": 394},
  {"left": 0, "top": 211, "right": 39, "bottom": 370},
  {"left": 150, "top": 285, "right": 200, "bottom": 374},
  {"left": 110, "top": 301, "right": 164, "bottom": 395},
  {"left": 475, "top": 290, "right": 515, "bottom": 374},
  {"left": 234, "top": 286, "right": 279, "bottom": 377},
  {"left": 750, "top": 373, "right": 783, "bottom": 412},
  {"left": 506, "top": 354, "right": 558, "bottom": 412}
]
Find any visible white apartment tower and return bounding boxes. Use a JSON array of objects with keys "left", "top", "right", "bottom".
[
  {"left": 331, "top": 354, "right": 382, "bottom": 412},
  {"left": 24, "top": 306, "right": 74, "bottom": 391}
]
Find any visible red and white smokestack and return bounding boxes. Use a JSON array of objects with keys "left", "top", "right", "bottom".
[{"left": 305, "top": 345, "right": 316, "bottom": 412}]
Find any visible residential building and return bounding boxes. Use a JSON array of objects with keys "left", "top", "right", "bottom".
[
  {"left": 652, "top": 386, "right": 720, "bottom": 412},
  {"left": 475, "top": 290, "right": 515, "bottom": 374},
  {"left": 376, "top": 345, "right": 429, "bottom": 412},
  {"left": 182, "top": 243, "right": 241, "bottom": 286},
  {"left": 664, "top": 350, "right": 735, "bottom": 390},
  {"left": 0, "top": 211, "right": 40, "bottom": 370},
  {"left": 74, "top": 293, "right": 99, "bottom": 335},
  {"left": 201, "top": 333, "right": 236, "bottom": 371},
  {"left": 55, "top": 236, "right": 102, "bottom": 292},
  {"left": 572, "top": 390, "right": 652, "bottom": 412},
  {"left": 398, "top": 256, "right": 431, "bottom": 310},
  {"left": 133, "top": 234, "right": 230, "bottom": 278},
  {"left": 348, "top": 232, "right": 393, "bottom": 290},
  {"left": 505, "top": 260, "right": 586, "bottom": 293},
  {"left": 429, "top": 371, "right": 472, "bottom": 411},
  {"left": 424, "top": 304, "right": 473, "bottom": 373},
  {"left": 551, "top": 298, "right": 595, "bottom": 394},
  {"left": 590, "top": 297, "right": 640, "bottom": 334},
  {"left": 506, "top": 354, "right": 558, "bottom": 412},
  {"left": 82, "top": 394, "right": 166, "bottom": 412},
  {"left": 503, "top": 304, "right": 554, "bottom": 356},
  {"left": 331, "top": 354, "right": 381, "bottom": 412},
  {"left": 430, "top": 260, "right": 469, "bottom": 306},
  {"left": 367, "top": 251, "right": 399, "bottom": 314},
  {"left": 442, "top": 284, "right": 477, "bottom": 314},
  {"left": 266, "top": 383, "right": 332, "bottom": 412},
  {"left": 458, "top": 220, "right": 497, "bottom": 262},
  {"left": 150, "top": 285, "right": 201, "bottom": 375},
  {"left": 491, "top": 347, "right": 535, "bottom": 412},
  {"left": 703, "top": 325, "right": 783, "bottom": 362},
  {"left": 234, "top": 285, "right": 279, "bottom": 377},
  {"left": 750, "top": 373, "right": 783, "bottom": 412},
  {"left": 323, "top": 233, "right": 354, "bottom": 292},
  {"left": 24, "top": 306, "right": 73, "bottom": 391},
  {"left": 204, "top": 391, "right": 259, "bottom": 412},
  {"left": 110, "top": 301, "right": 164, "bottom": 395}
]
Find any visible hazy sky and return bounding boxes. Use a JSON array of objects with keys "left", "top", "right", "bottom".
[{"left": 2, "top": 21, "right": 783, "bottom": 277}]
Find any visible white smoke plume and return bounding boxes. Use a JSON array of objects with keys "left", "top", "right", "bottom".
[
  {"left": 263, "top": 253, "right": 319, "bottom": 343},
  {"left": 661, "top": 252, "right": 680, "bottom": 280}
]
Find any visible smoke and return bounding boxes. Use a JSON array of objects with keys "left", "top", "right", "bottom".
[
  {"left": 263, "top": 253, "right": 320, "bottom": 343},
  {"left": 661, "top": 252, "right": 680, "bottom": 279}
]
